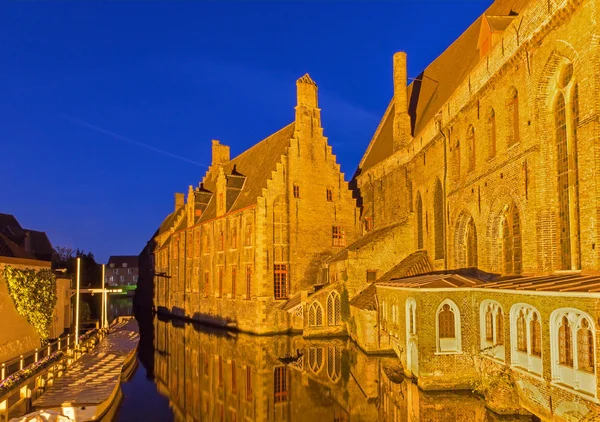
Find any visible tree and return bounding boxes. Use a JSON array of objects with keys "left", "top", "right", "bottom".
[{"left": 53, "top": 246, "right": 102, "bottom": 288}]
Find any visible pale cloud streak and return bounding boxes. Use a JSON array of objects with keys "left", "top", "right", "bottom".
[{"left": 59, "top": 113, "right": 206, "bottom": 167}]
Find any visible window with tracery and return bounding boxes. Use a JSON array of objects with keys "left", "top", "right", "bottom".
[
  {"left": 485, "top": 306, "right": 493, "bottom": 341},
  {"left": 577, "top": 319, "right": 594, "bottom": 373},
  {"left": 308, "top": 348, "right": 324, "bottom": 373},
  {"left": 327, "top": 347, "right": 342, "bottom": 382},
  {"left": 517, "top": 310, "right": 527, "bottom": 352},
  {"left": 308, "top": 302, "right": 323, "bottom": 327},
  {"left": 559, "top": 316, "right": 573, "bottom": 367},
  {"left": 439, "top": 304, "right": 455, "bottom": 338},
  {"left": 531, "top": 313, "right": 541, "bottom": 357},
  {"left": 502, "top": 203, "right": 522, "bottom": 275},
  {"left": 327, "top": 291, "right": 341, "bottom": 326}
]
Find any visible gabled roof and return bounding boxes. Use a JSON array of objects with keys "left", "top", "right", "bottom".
[
  {"left": 478, "top": 273, "right": 600, "bottom": 293},
  {"left": 357, "top": 0, "right": 531, "bottom": 174},
  {"left": 329, "top": 222, "right": 402, "bottom": 263},
  {"left": 107, "top": 255, "right": 139, "bottom": 268},
  {"left": 0, "top": 213, "right": 22, "bottom": 232},
  {"left": 378, "top": 273, "right": 482, "bottom": 289},
  {"left": 0, "top": 233, "right": 35, "bottom": 259},
  {"left": 198, "top": 123, "right": 295, "bottom": 222},
  {"left": 377, "top": 250, "right": 434, "bottom": 283}
]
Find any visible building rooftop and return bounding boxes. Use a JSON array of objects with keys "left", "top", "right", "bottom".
[{"left": 107, "top": 255, "right": 139, "bottom": 268}]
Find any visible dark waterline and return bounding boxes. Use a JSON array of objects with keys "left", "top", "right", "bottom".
[{"left": 110, "top": 304, "right": 532, "bottom": 422}]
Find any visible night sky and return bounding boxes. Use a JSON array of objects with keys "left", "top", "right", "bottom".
[{"left": 1, "top": 1, "right": 492, "bottom": 263}]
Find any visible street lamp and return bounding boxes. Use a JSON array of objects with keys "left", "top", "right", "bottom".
[{"left": 75, "top": 257, "right": 81, "bottom": 346}]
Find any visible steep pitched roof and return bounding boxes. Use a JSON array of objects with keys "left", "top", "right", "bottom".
[
  {"left": 0, "top": 213, "right": 22, "bottom": 232},
  {"left": 329, "top": 222, "right": 401, "bottom": 263},
  {"left": 0, "top": 233, "right": 35, "bottom": 259},
  {"left": 377, "top": 250, "right": 434, "bottom": 283},
  {"left": 358, "top": 0, "right": 531, "bottom": 173},
  {"left": 199, "top": 123, "right": 295, "bottom": 221}
]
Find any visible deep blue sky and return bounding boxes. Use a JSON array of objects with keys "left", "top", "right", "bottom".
[{"left": 1, "top": 1, "right": 492, "bottom": 264}]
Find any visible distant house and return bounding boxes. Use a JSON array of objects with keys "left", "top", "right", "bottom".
[
  {"left": 0, "top": 213, "right": 55, "bottom": 261},
  {"left": 106, "top": 255, "right": 139, "bottom": 287}
]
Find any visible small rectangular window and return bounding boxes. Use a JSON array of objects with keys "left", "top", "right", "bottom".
[
  {"left": 123, "top": 263, "right": 128, "bottom": 268},
  {"left": 293, "top": 184, "right": 300, "bottom": 198},
  {"left": 120, "top": 275, "right": 125, "bottom": 282},
  {"left": 231, "top": 227, "right": 237, "bottom": 249},
  {"left": 326, "top": 188, "right": 333, "bottom": 202},
  {"left": 332, "top": 226, "right": 346, "bottom": 247},
  {"left": 128, "top": 268, "right": 133, "bottom": 275},
  {"left": 364, "top": 217, "right": 373, "bottom": 232},
  {"left": 366, "top": 270, "right": 377, "bottom": 282},
  {"left": 274, "top": 366, "right": 288, "bottom": 403},
  {"left": 245, "top": 223, "right": 253, "bottom": 246}
]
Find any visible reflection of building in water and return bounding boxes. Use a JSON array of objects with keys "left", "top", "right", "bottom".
[{"left": 151, "top": 317, "right": 503, "bottom": 422}]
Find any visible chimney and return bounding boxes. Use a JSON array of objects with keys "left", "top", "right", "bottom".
[
  {"left": 212, "top": 140, "right": 230, "bottom": 167},
  {"left": 295, "top": 74, "right": 322, "bottom": 135},
  {"left": 393, "top": 52, "right": 411, "bottom": 152},
  {"left": 175, "top": 193, "right": 185, "bottom": 211}
]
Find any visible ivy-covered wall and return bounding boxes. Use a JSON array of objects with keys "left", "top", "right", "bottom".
[{"left": 0, "top": 259, "right": 50, "bottom": 363}]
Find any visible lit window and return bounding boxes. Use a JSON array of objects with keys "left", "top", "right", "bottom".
[
  {"left": 436, "top": 300, "right": 461, "bottom": 353},
  {"left": 510, "top": 304, "right": 542, "bottom": 375},
  {"left": 308, "top": 302, "right": 323, "bottom": 327},
  {"left": 274, "top": 264, "right": 288, "bottom": 299},
  {"left": 274, "top": 367, "right": 288, "bottom": 403},
  {"left": 123, "top": 263, "right": 128, "bottom": 268},
  {"left": 332, "top": 226, "right": 346, "bottom": 247},
  {"left": 550, "top": 308, "right": 596, "bottom": 396}
]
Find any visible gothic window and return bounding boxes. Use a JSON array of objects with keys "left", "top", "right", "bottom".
[
  {"left": 502, "top": 203, "right": 522, "bottom": 275},
  {"left": 274, "top": 367, "right": 288, "bottom": 403},
  {"left": 434, "top": 179, "right": 445, "bottom": 260},
  {"left": 577, "top": 319, "right": 594, "bottom": 373},
  {"left": 437, "top": 300, "right": 461, "bottom": 353},
  {"left": 559, "top": 316, "right": 573, "bottom": 367},
  {"left": 531, "top": 313, "right": 542, "bottom": 357},
  {"left": 466, "top": 218, "right": 478, "bottom": 268},
  {"left": 554, "top": 75, "right": 581, "bottom": 270},
  {"left": 467, "top": 125, "right": 476, "bottom": 172},
  {"left": 507, "top": 88, "right": 520, "bottom": 146},
  {"left": 308, "top": 302, "right": 324, "bottom": 327},
  {"left": 517, "top": 310, "right": 527, "bottom": 352},
  {"left": 327, "top": 347, "right": 342, "bottom": 383},
  {"left": 308, "top": 348, "right": 324, "bottom": 374},
  {"left": 510, "top": 304, "right": 543, "bottom": 375},
  {"left": 416, "top": 192, "right": 423, "bottom": 249},
  {"left": 485, "top": 306, "right": 493, "bottom": 341},
  {"left": 550, "top": 308, "right": 596, "bottom": 395},
  {"left": 274, "top": 264, "right": 288, "bottom": 299},
  {"left": 487, "top": 108, "right": 496, "bottom": 159},
  {"left": 327, "top": 291, "right": 341, "bottom": 326},
  {"left": 480, "top": 300, "right": 505, "bottom": 360},
  {"left": 405, "top": 298, "right": 417, "bottom": 339}
]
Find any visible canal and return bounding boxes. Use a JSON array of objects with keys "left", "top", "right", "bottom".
[{"left": 110, "top": 306, "right": 534, "bottom": 421}]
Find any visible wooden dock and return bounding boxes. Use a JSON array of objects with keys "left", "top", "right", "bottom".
[{"left": 29, "top": 318, "right": 139, "bottom": 421}]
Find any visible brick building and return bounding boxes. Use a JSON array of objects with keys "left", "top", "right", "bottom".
[
  {"left": 106, "top": 255, "right": 139, "bottom": 287},
  {"left": 148, "top": 74, "right": 360, "bottom": 334}
]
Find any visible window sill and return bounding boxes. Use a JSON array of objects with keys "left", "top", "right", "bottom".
[
  {"left": 550, "top": 381, "right": 599, "bottom": 403},
  {"left": 510, "top": 365, "right": 544, "bottom": 382},
  {"left": 434, "top": 351, "right": 463, "bottom": 356}
]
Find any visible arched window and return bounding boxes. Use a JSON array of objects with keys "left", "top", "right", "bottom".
[
  {"left": 550, "top": 308, "right": 596, "bottom": 396},
  {"left": 434, "top": 179, "right": 445, "bottom": 260},
  {"left": 467, "top": 125, "right": 475, "bottom": 172},
  {"left": 554, "top": 71, "right": 581, "bottom": 270},
  {"left": 480, "top": 300, "right": 505, "bottom": 360},
  {"left": 405, "top": 298, "right": 417, "bottom": 340},
  {"left": 510, "top": 304, "right": 542, "bottom": 375},
  {"left": 452, "top": 132, "right": 461, "bottom": 181},
  {"left": 507, "top": 88, "right": 520, "bottom": 146},
  {"left": 502, "top": 203, "right": 522, "bottom": 275},
  {"left": 416, "top": 192, "right": 423, "bottom": 249},
  {"left": 466, "top": 218, "right": 478, "bottom": 268},
  {"left": 308, "top": 348, "right": 324, "bottom": 374},
  {"left": 436, "top": 299, "right": 461, "bottom": 353},
  {"left": 308, "top": 302, "right": 323, "bottom": 327},
  {"left": 327, "top": 291, "right": 341, "bottom": 326},
  {"left": 487, "top": 108, "right": 496, "bottom": 159},
  {"left": 326, "top": 347, "right": 342, "bottom": 383},
  {"left": 559, "top": 316, "right": 573, "bottom": 367}
]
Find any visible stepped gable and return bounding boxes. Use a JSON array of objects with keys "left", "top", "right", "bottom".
[
  {"left": 199, "top": 123, "right": 295, "bottom": 221},
  {"left": 359, "top": 0, "right": 531, "bottom": 173}
]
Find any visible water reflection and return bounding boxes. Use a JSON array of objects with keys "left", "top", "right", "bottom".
[{"left": 138, "top": 315, "right": 532, "bottom": 422}]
